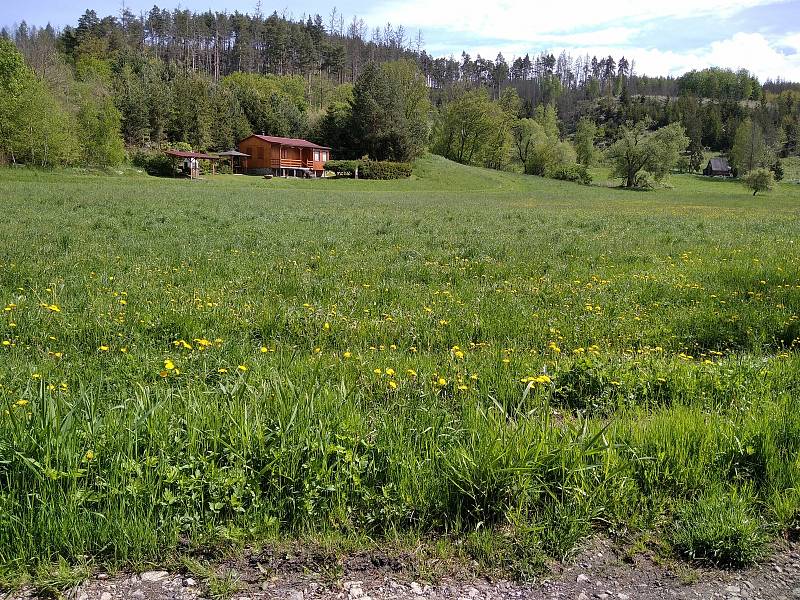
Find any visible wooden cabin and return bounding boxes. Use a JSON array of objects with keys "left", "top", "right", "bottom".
[
  {"left": 703, "top": 157, "right": 733, "bottom": 177},
  {"left": 238, "top": 135, "right": 331, "bottom": 177}
]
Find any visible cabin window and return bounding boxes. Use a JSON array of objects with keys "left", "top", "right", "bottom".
[
  {"left": 313, "top": 150, "right": 320, "bottom": 161},
  {"left": 257, "top": 147, "right": 264, "bottom": 160},
  {"left": 321, "top": 151, "right": 328, "bottom": 161},
  {"left": 281, "top": 148, "right": 287, "bottom": 158}
]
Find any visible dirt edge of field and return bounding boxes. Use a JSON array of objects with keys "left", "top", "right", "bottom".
[{"left": 5, "top": 536, "right": 800, "bottom": 600}]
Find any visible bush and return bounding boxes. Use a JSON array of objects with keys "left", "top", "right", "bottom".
[
  {"left": 324, "top": 159, "right": 360, "bottom": 177},
  {"left": 131, "top": 150, "right": 174, "bottom": 177},
  {"left": 548, "top": 163, "right": 592, "bottom": 185},
  {"left": 633, "top": 170, "right": 656, "bottom": 190},
  {"left": 359, "top": 160, "right": 412, "bottom": 180},
  {"left": 324, "top": 159, "right": 412, "bottom": 180},
  {"left": 671, "top": 485, "right": 767, "bottom": 567},
  {"left": 741, "top": 168, "right": 775, "bottom": 196}
]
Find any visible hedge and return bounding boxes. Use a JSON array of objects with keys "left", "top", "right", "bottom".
[
  {"left": 131, "top": 150, "right": 174, "bottom": 177},
  {"left": 548, "top": 163, "right": 592, "bottom": 185},
  {"left": 324, "top": 159, "right": 412, "bottom": 180}
]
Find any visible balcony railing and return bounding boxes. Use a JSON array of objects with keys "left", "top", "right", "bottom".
[{"left": 270, "top": 158, "right": 323, "bottom": 169}]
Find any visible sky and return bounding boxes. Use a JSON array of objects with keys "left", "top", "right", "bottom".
[{"left": 3, "top": 0, "right": 800, "bottom": 81}]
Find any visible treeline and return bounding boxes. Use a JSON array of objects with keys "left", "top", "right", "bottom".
[
  {"left": 6, "top": 8, "right": 784, "bottom": 130},
  {"left": 1, "top": 5, "right": 799, "bottom": 176}
]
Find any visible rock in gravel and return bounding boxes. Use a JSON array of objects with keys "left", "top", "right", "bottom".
[
  {"left": 577, "top": 573, "right": 591, "bottom": 584},
  {"left": 140, "top": 570, "right": 169, "bottom": 582},
  {"left": 792, "top": 588, "right": 800, "bottom": 598},
  {"left": 577, "top": 592, "right": 589, "bottom": 600},
  {"left": 100, "top": 592, "right": 112, "bottom": 600},
  {"left": 286, "top": 591, "right": 304, "bottom": 600},
  {"left": 131, "top": 590, "right": 145, "bottom": 599},
  {"left": 618, "top": 594, "right": 630, "bottom": 600},
  {"left": 410, "top": 581, "right": 424, "bottom": 595},
  {"left": 184, "top": 577, "right": 197, "bottom": 586},
  {"left": 727, "top": 586, "right": 742, "bottom": 593}
]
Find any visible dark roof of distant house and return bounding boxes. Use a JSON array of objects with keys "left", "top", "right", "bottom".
[
  {"left": 243, "top": 134, "right": 331, "bottom": 150},
  {"left": 165, "top": 149, "right": 219, "bottom": 160},
  {"left": 708, "top": 157, "right": 731, "bottom": 171}
]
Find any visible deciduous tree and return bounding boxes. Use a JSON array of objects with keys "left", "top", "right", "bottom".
[{"left": 606, "top": 121, "right": 689, "bottom": 188}]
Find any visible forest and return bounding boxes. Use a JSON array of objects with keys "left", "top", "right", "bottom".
[{"left": 0, "top": 6, "right": 799, "bottom": 184}]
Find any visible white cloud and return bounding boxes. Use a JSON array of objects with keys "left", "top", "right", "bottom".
[
  {"left": 364, "top": 0, "right": 779, "bottom": 42},
  {"left": 561, "top": 32, "right": 800, "bottom": 80}
]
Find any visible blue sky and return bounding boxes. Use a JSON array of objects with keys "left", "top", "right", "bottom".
[{"left": 3, "top": 0, "right": 800, "bottom": 80}]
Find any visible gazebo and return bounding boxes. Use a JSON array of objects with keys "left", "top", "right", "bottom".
[
  {"left": 217, "top": 150, "right": 250, "bottom": 174},
  {"left": 164, "top": 149, "right": 220, "bottom": 179}
]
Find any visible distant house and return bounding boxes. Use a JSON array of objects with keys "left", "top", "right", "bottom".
[
  {"left": 238, "top": 135, "right": 331, "bottom": 178},
  {"left": 703, "top": 157, "right": 733, "bottom": 177}
]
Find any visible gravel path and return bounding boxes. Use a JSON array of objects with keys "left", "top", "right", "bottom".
[{"left": 5, "top": 538, "right": 800, "bottom": 600}]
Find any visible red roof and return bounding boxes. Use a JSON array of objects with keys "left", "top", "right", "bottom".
[
  {"left": 245, "top": 135, "right": 331, "bottom": 150},
  {"left": 165, "top": 150, "right": 219, "bottom": 160}
]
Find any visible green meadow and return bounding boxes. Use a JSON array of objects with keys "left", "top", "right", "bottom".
[{"left": 1, "top": 156, "right": 799, "bottom": 581}]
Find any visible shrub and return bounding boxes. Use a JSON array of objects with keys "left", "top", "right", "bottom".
[
  {"left": 671, "top": 485, "right": 767, "bottom": 567},
  {"left": 324, "top": 159, "right": 359, "bottom": 177},
  {"left": 633, "top": 170, "right": 655, "bottom": 190},
  {"left": 358, "top": 160, "right": 412, "bottom": 180},
  {"left": 324, "top": 159, "right": 412, "bottom": 180},
  {"left": 741, "top": 168, "right": 775, "bottom": 196},
  {"left": 548, "top": 163, "right": 592, "bottom": 185},
  {"left": 131, "top": 150, "right": 174, "bottom": 177}
]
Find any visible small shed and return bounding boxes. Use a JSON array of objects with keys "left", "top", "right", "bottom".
[
  {"left": 217, "top": 150, "right": 250, "bottom": 174},
  {"left": 703, "top": 157, "right": 733, "bottom": 177},
  {"left": 164, "top": 149, "right": 220, "bottom": 179}
]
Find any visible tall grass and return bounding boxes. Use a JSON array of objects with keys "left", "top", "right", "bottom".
[{"left": 1, "top": 155, "right": 799, "bottom": 579}]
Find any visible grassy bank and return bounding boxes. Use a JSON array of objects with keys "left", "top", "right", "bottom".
[{"left": 1, "top": 155, "right": 799, "bottom": 582}]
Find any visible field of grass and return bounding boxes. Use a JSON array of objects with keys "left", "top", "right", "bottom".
[{"left": 1, "top": 155, "right": 799, "bottom": 583}]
